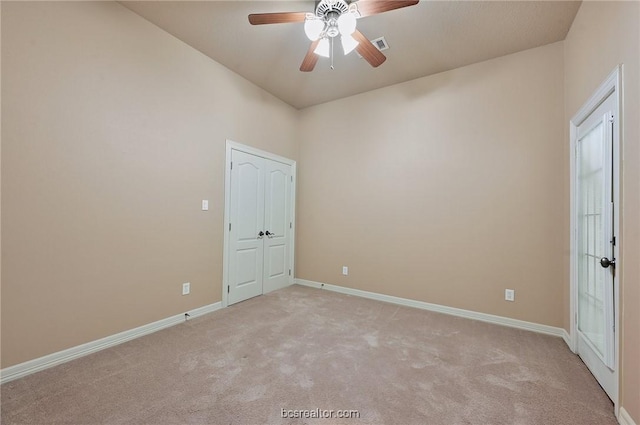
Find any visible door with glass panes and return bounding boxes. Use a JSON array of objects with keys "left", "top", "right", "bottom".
[{"left": 575, "top": 92, "right": 617, "bottom": 401}]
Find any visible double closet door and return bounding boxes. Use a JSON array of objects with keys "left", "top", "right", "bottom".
[{"left": 228, "top": 149, "right": 293, "bottom": 305}]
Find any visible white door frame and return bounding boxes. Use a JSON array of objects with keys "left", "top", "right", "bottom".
[
  {"left": 569, "top": 66, "right": 621, "bottom": 410},
  {"left": 222, "top": 139, "right": 297, "bottom": 308}
]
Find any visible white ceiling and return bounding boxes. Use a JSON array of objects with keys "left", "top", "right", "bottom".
[{"left": 121, "top": 1, "right": 581, "bottom": 109}]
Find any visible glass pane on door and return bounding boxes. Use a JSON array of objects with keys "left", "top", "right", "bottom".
[{"left": 577, "top": 121, "right": 606, "bottom": 357}]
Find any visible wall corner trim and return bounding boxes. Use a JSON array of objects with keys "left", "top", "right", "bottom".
[
  {"left": 619, "top": 407, "right": 638, "bottom": 425},
  {"left": 561, "top": 328, "right": 573, "bottom": 351},
  {"left": 295, "top": 279, "right": 565, "bottom": 338},
  {"left": 0, "top": 302, "right": 222, "bottom": 384}
]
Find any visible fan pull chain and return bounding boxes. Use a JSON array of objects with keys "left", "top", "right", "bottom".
[{"left": 330, "top": 37, "right": 334, "bottom": 70}]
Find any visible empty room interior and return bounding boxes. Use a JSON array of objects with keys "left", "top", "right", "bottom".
[{"left": 1, "top": 1, "right": 639, "bottom": 424}]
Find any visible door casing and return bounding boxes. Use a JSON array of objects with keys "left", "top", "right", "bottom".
[
  {"left": 222, "top": 139, "right": 296, "bottom": 308},
  {"left": 569, "top": 66, "right": 621, "bottom": 411}
]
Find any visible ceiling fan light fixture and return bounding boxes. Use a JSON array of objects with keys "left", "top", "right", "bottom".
[
  {"left": 304, "top": 18, "right": 325, "bottom": 41},
  {"left": 341, "top": 33, "right": 359, "bottom": 55},
  {"left": 248, "top": 0, "right": 420, "bottom": 72},
  {"left": 337, "top": 12, "right": 357, "bottom": 36},
  {"left": 314, "top": 37, "right": 331, "bottom": 58}
]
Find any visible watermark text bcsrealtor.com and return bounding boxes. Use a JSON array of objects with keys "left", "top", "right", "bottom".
[{"left": 281, "top": 408, "right": 360, "bottom": 419}]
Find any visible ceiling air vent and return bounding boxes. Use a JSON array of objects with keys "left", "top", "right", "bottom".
[
  {"left": 357, "top": 36, "right": 389, "bottom": 59},
  {"left": 371, "top": 36, "right": 389, "bottom": 51}
]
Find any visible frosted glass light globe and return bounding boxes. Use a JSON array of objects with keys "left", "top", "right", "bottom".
[
  {"left": 341, "top": 33, "right": 359, "bottom": 54},
  {"left": 337, "top": 12, "right": 357, "bottom": 35},
  {"left": 304, "top": 18, "right": 325, "bottom": 41},
  {"left": 314, "top": 38, "right": 330, "bottom": 57}
]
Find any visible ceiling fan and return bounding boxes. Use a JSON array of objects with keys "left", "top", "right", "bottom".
[{"left": 248, "top": 0, "right": 419, "bottom": 72}]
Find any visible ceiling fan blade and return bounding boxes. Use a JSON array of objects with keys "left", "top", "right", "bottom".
[
  {"left": 248, "top": 12, "right": 307, "bottom": 25},
  {"left": 353, "top": 0, "right": 419, "bottom": 18},
  {"left": 353, "top": 30, "right": 387, "bottom": 67},
  {"left": 300, "top": 40, "right": 321, "bottom": 72}
]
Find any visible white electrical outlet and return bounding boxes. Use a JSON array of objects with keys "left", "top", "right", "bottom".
[
  {"left": 342, "top": 266, "right": 349, "bottom": 276},
  {"left": 202, "top": 200, "right": 209, "bottom": 211},
  {"left": 182, "top": 282, "right": 191, "bottom": 295},
  {"left": 505, "top": 289, "right": 515, "bottom": 302}
]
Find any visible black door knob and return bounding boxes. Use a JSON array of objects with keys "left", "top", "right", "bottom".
[
  {"left": 600, "top": 257, "right": 615, "bottom": 268},
  {"left": 258, "top": 231, "right": 264, "bottom": 238},
  {"left": 265, "top": 230, "right": 273, "bottom": 238}
]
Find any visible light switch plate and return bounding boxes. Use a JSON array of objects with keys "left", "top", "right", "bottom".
[{"left": 202, "top": 200, "right": 209, "bottom": 211}]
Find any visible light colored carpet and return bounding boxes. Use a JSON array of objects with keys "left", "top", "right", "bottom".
[{"left": 1, "top": 284, "right": 616, "bottom": 424}]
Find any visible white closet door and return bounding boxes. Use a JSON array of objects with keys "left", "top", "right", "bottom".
[
  {"left": 263, "top": 160, "right": 292, "bottom": 293},
  {"left": 228, "top": 150, "right": 265, "bottom": 305}
]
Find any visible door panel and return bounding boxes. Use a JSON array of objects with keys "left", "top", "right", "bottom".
[
  {"left": 236, "top": 163, "right": 261, "bottom": 241},
  {"left": 575, "top": 92, "right": 616, "bottom": 400},
  {"left": 266, "top": 244, "right": 286, "bottom": 278},
  {"left": 228, "top": 151, "right": 265, "bottom": 305},
  {"left": 577, "top": 120, "right": 607, "bottom": 356},
  {"left": 263, "top": 160, "right": 291, "bottom": 293},
  {"left": 266, "top": 168, "right": 288, "bottom": 236},
  {"left": 236, "top": 248, "right": 259, "bottom": 286}
]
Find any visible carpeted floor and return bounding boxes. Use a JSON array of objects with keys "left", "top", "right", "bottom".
[{"left": 1, "top": 285, "right": 616, "bottom": 424}]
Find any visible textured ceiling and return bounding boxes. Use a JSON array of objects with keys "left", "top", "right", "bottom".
[{"left": 121, "top": 1, "right": 581, "bottom": 109}]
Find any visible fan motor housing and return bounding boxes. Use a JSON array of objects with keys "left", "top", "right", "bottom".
[{"left": 315, "top": 0, "right": 350, "bottom": 18}]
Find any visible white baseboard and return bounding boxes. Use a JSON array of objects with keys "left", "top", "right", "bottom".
[
  {"left": 295, "top": 279, "right": 565, "bottom": 338},
  {"left": 619, "top": 407, "right": 638, "bottom": 425},
  {"left": 0, "top": 302, "right": 221, "bottom": 384},
  {"left": 562, "top": 328, "right": 573, "bottom": 350}
]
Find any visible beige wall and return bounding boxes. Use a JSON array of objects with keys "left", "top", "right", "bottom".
[
  {"left": 297, "top": 42, "right": 565, "bottom": 327},
  {"left": 2, "top": 3, "right": 638, "bottom": 419},
  {"left": 564, "top": 1, "right": 640, "bottom": 421},
  {"left": 0, "top": 1, "right": 298, "bottom": 368}
]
